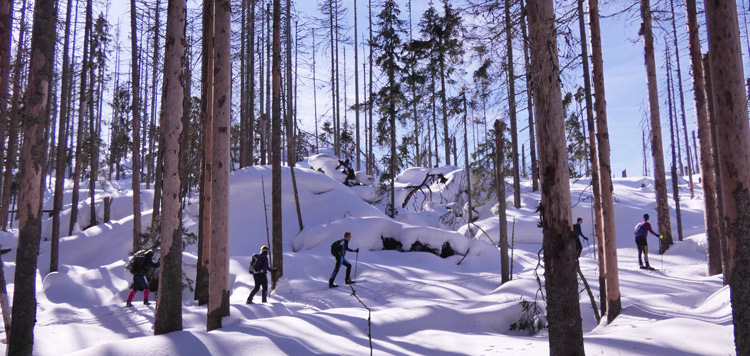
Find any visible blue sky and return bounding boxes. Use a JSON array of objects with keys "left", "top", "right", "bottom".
[{"left": 105, "top": 0, "right": 726, "bottom": 180}]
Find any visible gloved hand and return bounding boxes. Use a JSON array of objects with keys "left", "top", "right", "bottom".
[
  {"left": 355, "top": 248, "right": 360, "bottom": 253},
  {"left": 659, "top": 234, "right": 664, "bottom": 239}
]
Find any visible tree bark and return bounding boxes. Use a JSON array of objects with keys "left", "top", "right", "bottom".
[
  {"left": 463, "top": 95, "right": 472, "bottom": 226},
  {"left": 147, "top": 0, "right": 161, "bottom": 190},
  {"left": 368, "top": 0, "right": 374, "bottom": 174},
  {"left": 640, "top": 0, "right": 673, "bottom": 252},
  {"left": 703, "top": 54, "right": 730, "bottom": 283},
  {"left": 154, "top": 0, "right": 185, "bottom": 335},
  {"left": 8, "top": 0, "right": 56, "bottom": 352},
  {"left": 195, "top": 0, "right": 215, "bottom": 306},
  {"left": 686, "top": 0, "right": 721, "bottom": 276},
  {"left": 51, "top": 0, "right": 75, "bottom": 273},
  {"left": 527, "top": 1, "right": 584, "bottom": 353},
  {"left": 704, "top": 1, "right": 750, "bottom": 353},
  {"left": 207, "top": 0, "right": 231, "bottom": 331},
  {"left": 0, "top": 0, "right": 13, "bottom": 202},
  {"left": 68, "top": 0, "right": 92, "bottom": 236},
  {"left": 240, "top": 0, "right": 247, "bottom": 167},
  {"left": 1, "top": 0, "right": 27, "bottom": 231},
  {"left": 130, "top": 0, "right": 143, "bottom": 252},
  {"left": 665, "top": 44, "right": 684, "bottom": 244},
  {"left": 505, "top": 0, "right": 520, "bottom": 209},
  {"left": 249, "top": 0, "right": 256, "bottom": 166},
  {"left": 590, "top": 0, "right": 621, "bottom": 322},
  {"left": 494, "top": 120, "right": 509, "bottom": 283},
  {"left": 355, "top": 0, "right": 361, "bottom": 170},
  {"left": 271, "top": 0, "right": 283, "bottom": 289},
  {"left": 580, "top": 0, "right": 607, "bottom": 317},
  {"left": 87, "top": 0, "right": 97, "bottom": 229},
  {"left": 519, "top": 0, "right": 537, "bottom": 192},
  {"left": 669, "top": 0, "right": 694, "bottom": 198}
]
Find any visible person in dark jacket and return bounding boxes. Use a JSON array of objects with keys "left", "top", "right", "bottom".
[
  {"left": 635, "top": 213, "right": 662, "bottom": 270},
  {"left": 126, "top": 249, "right": 159, "bottom": 307},
  {"left": 573, "top": 217, "right": 589, "bottom": 258},
  {"left": 329, "top": 232, "right": 358, "bottom": 288},
  {"left": 247, "top": 246, "right": 271, "bottom": 304}
]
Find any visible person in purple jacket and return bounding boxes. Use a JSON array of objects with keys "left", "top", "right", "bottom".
[{"left": 634, "top": 214, "right": 662, "bottom": 270}]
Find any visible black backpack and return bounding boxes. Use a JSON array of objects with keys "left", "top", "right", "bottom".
[
  {"left": 249, "top": 254, "right": 262, "bottom": 274},
  {"left": 126, "top": 250, "right": 147, "bottom": 273},
  {"left": 330, "top": 239, "right": 343, "bottom": 256}
]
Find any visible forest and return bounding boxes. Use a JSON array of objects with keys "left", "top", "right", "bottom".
[{"left": 0, "top": 0, "right": 749, "bottom": 355}]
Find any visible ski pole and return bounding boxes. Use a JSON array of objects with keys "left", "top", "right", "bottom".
[{"left": 354, "top": 251, "right": 359, "bottom": 280}]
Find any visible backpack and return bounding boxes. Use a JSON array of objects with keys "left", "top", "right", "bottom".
[
  {"left": 126, "top": 250, "right": 147, "bottom": 273},
  {"left": 634, "top": 222, "right": 646, "bottom": 237},
  {"left": 330, "top": 239, "right": 343, "bottom": 256},
  {"left": 249, "top": 254, "right": 262, "bottom": 274}
]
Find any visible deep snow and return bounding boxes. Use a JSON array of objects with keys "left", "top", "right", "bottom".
[{"left": 0, "top": 158, "right": 735, "bottom": 355}]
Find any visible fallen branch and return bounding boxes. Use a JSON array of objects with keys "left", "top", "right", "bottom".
[
  {"left": 577, "top": 261, "right": 601, "bottom": 324},
  {"left": 349, "top": 286, "right": 373, "bottom": 355}
]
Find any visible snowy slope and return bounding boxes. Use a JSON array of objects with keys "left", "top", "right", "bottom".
[{"left": 0, "top": 164, "right": 735, "bottom": 355}]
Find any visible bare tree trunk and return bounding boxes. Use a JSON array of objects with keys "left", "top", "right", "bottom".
[
  {"left": 440, "top": 53, "right": 450, "bottom": 166},
  {"left": 334, "top": 0, "right": 341, "bottom": 157},
  {"left": 195, "top": 0, "right": 215, "bottom": 306},
  {"left": 263, "top": 1, "right": 271, "bottom": 165},
  {"left": 240, "top": 0, "right": 248, "bottom": 167},
  {"left": 271, "top": 0, "right": 283, "bottom": 289},
  {"left": 153, "top": 0, "right": 185, "bottom": 335},
  {"left": 669, "top": 0, "right": 695, "bottom": 198},
  {"left": 286, "top": 0, "right": 302, "bottom": 233},
  {"left": 505, "top": 0, "right": 520, "bottom": 209},
  {"left": 704, "top": 1, "right": 750, "bottom": 352},
  {"left": 527, "top": 1, "right": 584, "bottom": 353},
  {"left": 579, "top": 0, "right": 606, "bottom": 317},
  {"left": 463, "top": 95, "right": 472, "bottom": 225},
  {"left": 0, "top": 0, "right": 13, "bottom": 200},
  {"left": 519, "top": 0, "right": 537, "bottom": 192},
  {"left": 703, "top": 54, "right": 730, "bottom": 283},
  {"left": 312, "top": 29, "right": 318, "bottom": 153},
  {"left": 152, "top": 0, "right": 162, "bottom": 188},
  {"left": 69, "top": 0, "right": 93, "bottom": 236},
  {"left": 86, "top": 0, "right": 97, "bottom": 229},
  {"left": 8, "top": 0, "right": 56, "bottom": 352},
  {"left": 249, "top": 0, "right": 256, "bottom": 166},
  {"left": 640, "top": 0, "right": 673, "bottom": 252},
  {"left": 259, "top": 2, "right": 266, "bottom": 163},
  {"left": 589, "top": 0, "right": 621, "bottom": 322},
  {"left": 0, "top": 252, "right": 10, "bottom": 341},
  {"left": 355, "top": 0, "right": 361, "bottom": 170},
  {"left": 686, "top": 0, "right": 721, "bottom": 276},
  {"left": 665, "top": 44, "right": 684, "bottom": 243},
  {"left": 207, "top": 0, "right": 231, "bottom": 331},
  {"left": 130, "top": 0, "right": 143, "bottom": 252},
  {"left": 1, "top": 0, "right": 27, "bottom": 231},
  {"left": 368, "top": 0, "right": 374, "bottom": 173},
  {"left": 494, "top": 120, "right": 509, "bottom": 283},
  {"left": 51, "top": 0, "right": 75, "bottom": 273}
]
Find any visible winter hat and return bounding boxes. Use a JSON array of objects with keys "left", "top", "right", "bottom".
[
  {"left": 261, "top": 246, "right": 269, "bottom": 253},
  {"left": 643, "top": 213, "right": 650, "bottom": 220}
]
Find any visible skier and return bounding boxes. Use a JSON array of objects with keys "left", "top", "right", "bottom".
[
  {"left": 246, "top": 245, "right": 271, "bottom": 304},
  {"left": 573, "top": 217, "right": 589, "bottom": 258},
  {"left": 125, "top": 249, "right": 159, "bottom": 307},
  {"left": 634, "top": 213, "right": 662, "bottom": 270},
  {"left": 329, "top": 232, "right": 359, "bottom": 288}
]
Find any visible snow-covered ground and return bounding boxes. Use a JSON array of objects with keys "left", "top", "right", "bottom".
[{"left": 0, "top": 159, "right": 735, "bottom": 355}]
